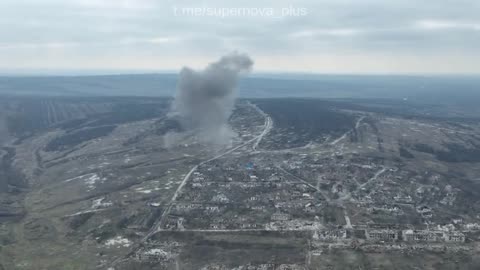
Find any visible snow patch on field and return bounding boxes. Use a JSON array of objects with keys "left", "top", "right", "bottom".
[
  {"left": 87, "top": 162, "right": 111, "bottom": 170},
  {"left": 63, "top": 173, "right": 106, "bottom": 190},
  {"left": 85, "top": 174, "right": 106, "bottom": 190},
  {"left": 65, "top": 208, "right": 105, "bottom": 217},
  {"left": 64, "top": 173, "right": 95, "bottom": 183},
  {"left": 92, "top": 197, "right": 113, "bottom": 209},
  {"left": 135, "top": 187, "right": 152, "bottom": 194},
  {"left": 105, "top": 236, "right": 131, "bottom": 248}
]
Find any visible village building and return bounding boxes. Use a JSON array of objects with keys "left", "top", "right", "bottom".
[{"left": 366, "top": 229, "right": 399, "bottom": 241}]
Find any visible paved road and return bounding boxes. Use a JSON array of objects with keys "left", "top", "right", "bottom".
[{"left": 330, "top": 116, "right": 365, "bottom": 145}]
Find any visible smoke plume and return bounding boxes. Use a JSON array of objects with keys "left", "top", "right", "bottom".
[{"left": 170, "top": 52, "right": 254, "bottom": 145}]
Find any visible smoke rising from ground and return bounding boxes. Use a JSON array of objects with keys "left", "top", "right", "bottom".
[{"left": 170, "top": 52, "right": 254, "bottom": 145}]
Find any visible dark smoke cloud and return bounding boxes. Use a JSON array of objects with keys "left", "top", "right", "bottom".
[{"left": 170, "top": 52, "right": 254, "bottom": 145}]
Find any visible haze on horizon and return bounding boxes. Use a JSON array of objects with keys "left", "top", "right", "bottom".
[{"left": 1, "top": 0, "right": 479, "bottom": 75}]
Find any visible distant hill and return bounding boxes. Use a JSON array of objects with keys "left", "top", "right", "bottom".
[{"left": 1, "top": 74, "right": 480, "bottom": 107}]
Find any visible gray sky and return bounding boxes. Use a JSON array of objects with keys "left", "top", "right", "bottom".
[{"left": 1, "top": 0, "right": 479, "bottom": 74}]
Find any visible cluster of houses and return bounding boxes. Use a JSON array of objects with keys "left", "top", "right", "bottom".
[
  {"left": 402, "top": 229, "right": 465, "bottom": 242},
  {"left": 310, "top": 227, "right": 465, "bottom": 243},
  {"left": 164, "top": 152, "right": 470, "bottom": 246},
  {"left": 363, "top": 228, "right": 465, "bottom": 243}
]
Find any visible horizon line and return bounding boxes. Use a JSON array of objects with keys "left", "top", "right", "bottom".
[{"left": 1, "top": 69, "right": 480, "bottom": 78}]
